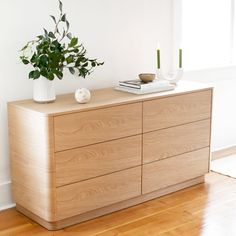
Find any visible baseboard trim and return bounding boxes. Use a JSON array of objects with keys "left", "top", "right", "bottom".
[
  {"left": 0, "top": 203, "right": 16, "bottom": 211},
  {"left": 0, "top": 181, "right": 15, "bottom": 211},
  {"left": 211, "top": 146, "right": 236, "bottom": 161}
]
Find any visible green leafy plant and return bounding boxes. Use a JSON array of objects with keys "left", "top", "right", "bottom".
[{"left": 20, "top": 0, "right": 104, "bottom": 80}]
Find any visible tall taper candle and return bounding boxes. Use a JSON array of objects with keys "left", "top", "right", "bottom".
[
  {"left": 157, "top": 45, "right": 160, "bottom": 69},
  {"left": 179, "top": 48, "right": 182, "bottom": 68}
]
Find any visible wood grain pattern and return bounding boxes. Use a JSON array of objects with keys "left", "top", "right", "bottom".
[
  {"left": 8, "top": 81, "right": 213, "bottom": 116},
  {"left": 56, "top": 167, "right": 141, "bottom": 220},
  {"left": 7, "top": 105, "right": 56, "bottom": 222},
  {"left": 143, "top": 119, "right": 211, "bottom": 164},
  {"left": 142, "top": 148, "right": 210, "bottom": 194},
  {"left": 55, "top": 135, "right": 142, "bottom": 186},
  {"left": 54, "top": 103, "right": 142, "bottom": 152},
  {"left": 7, "top": 81, "right": 213, "bottom": 229},
  {"left": 143, "top": 90, "right": 212, "bottom": 132}
]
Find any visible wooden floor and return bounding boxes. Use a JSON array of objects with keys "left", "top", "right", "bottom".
[{"left": 1, "top": 172, "right": 236, "bottom": 236}]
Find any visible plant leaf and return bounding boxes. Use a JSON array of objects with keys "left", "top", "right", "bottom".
[
  {"left": 22, "top": 59, "right": 29, "bottom": 65},
  {"left": 37, "top": 35, "right": 44, "bottom": 40},
  {"left": 62, "top": 29, "right": 66, "bottom": 39},
  {"left": 66, "top": 20, "right": 70, "bottom": 30},
  {"left": 48, "top": 31, "right": 56, "bottom": 38},
  {"left": 33, "top": 70, "right": 40, "bottom": 79},
  {"left": 91, "top": 61, "right": 96, "bottom": 67},
  {"left": 21, "top": 45, "right": 28, "bottom": 51},
  {"left": 39, "top": 55, "right": 48, "bottom": 66},
  {"left": 61, "top": 14, "right": 66, "bottom": 22},
  {"left": 53, "top": 69, "right": 63, "bottom": 80},
  {"left": 50, "top": 15, "right": 57, "bottom": 24},
  {"left": 40, "top": 68, "right": 48, "bottom": 77},
  {"left": 82, "top": 62, "right": 88, "bottom": 67},
  {"left": 67, "top": 33, "right": 72, "bottom": 39},
  {"left": 59, "top": 0, "right": 63, "bottom": 12},
  {"left": 29, "top": 71, "right": 34, "bottom": 79},
  {"left": 43, "top": 28, "right": 48, "bottom": 35},
  {"left": 48, "top": 72, "right": 54, "bottom": 80},
  {"left": 69, "top": 67, "right": 75, "bottom": 74},
  {"left": 68, "top": 37, "right": 78, "bottom": 48},
  {"left": 66, "top": 55, "right": 74, "bottom": 64},
  {"left": 56, "top": 27, "right": 60, "bottom": 35},
  {"left": 30, "top": 53, "right": 37, "bottom": 63}
]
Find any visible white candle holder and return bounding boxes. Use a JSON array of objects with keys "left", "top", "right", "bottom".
[{"left": 156, "top": 68, "right": 183, "bottom": 85}]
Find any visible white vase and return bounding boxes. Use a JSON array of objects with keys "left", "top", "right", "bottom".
[
  {"left": 33, "top": 77, "right": 56, "bottom": 103},
  {"left": 156, "top": 68, "right": 184, "bottom": 85}
]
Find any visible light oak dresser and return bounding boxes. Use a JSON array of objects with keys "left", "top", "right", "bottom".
[{"left": 8, "top": 81, "right": 213, "bottom": 230}]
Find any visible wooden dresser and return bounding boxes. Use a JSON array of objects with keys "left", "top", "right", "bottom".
[{"left": 8, "top": 81, "right": 213, "bottom": 230}]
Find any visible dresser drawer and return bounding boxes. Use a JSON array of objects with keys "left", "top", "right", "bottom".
[
  {"left": 54, "top": 103, "right": 142, "bottom": 152},
  {"left": 55, "top": 135, "right": 142, "bottom": 186},
  {"left": 143, "top": 119, "right": 211, "bottom": 164},
  {"left": 143, "top": 90, "right": 212, "bottom": 132},
  {"left": 56, "top": 166, "right": 141, "bottom": 220},
  {"left": 142, "top": 148, "right": 209, "bottom": 194}
]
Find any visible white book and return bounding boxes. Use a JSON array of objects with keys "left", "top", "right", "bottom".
[
  {"left": 115, "top": 84, "right": 175, "bottom": 95},
  {"left": 119, "top": 79, "right": 170, "bottom": 89}
]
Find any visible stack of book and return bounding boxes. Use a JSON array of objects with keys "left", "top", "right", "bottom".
[{"left": 115, "top": 79, "right": 175, "bottom": 94}]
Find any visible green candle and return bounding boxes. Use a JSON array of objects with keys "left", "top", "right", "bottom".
[
  {"left": 179, "top": 48, "right": 182, "bottom": 68},
  {"left": 157, "top": 49, "right": 160, "bottom": 69}
]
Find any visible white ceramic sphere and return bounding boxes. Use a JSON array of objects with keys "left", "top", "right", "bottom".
[{"left": 75, "top": 88, "right": 91, "bottom": 104}]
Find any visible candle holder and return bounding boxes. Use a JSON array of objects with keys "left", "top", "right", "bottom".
[{"left": 156, "top": 68, "right": 183, "bottom": 85}]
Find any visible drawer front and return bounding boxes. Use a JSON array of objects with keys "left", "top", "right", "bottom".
[
  {"left": 143, "top": 90, "right": 212, "bottom": 132},
  {"left": 55, "top": 135, "right": 142, "bottom": 186},
  {"left": 143, "top": 119, "right": 211, "bottom": 164},
  {"left": 54, "top": 103, "right": 142, "bottom": 152},
  {"left": 56, "top": 167, "right": 141, "bottom": 220},
  {"left": 142, "top": 148, "right": 209, "bottom": 194}
]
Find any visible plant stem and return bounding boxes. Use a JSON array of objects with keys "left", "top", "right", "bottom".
[{"left": 54, "top": 12, "right": 63, "bottom": 35}]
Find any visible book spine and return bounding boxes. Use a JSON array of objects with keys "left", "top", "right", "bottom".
[
  {"left": 115, "top": 85, "right": 175, "bottom": 94},
  {"left": 119, "top": 83, "right": 141, "bottom": 89},
  {"left": 119, "top": 84, "right": 141, "bottom": 89}
]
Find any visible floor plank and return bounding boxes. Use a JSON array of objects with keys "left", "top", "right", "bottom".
[{"left": 0, "top": 172, "right": 235, "bottom": 236}]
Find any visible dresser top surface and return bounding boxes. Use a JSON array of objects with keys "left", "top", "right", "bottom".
[{"left": 8, "top": 81, "right": 213, "bottom": 116}]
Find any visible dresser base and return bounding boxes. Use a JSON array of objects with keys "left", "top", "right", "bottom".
[{"left": 16, "top": 175, "right": 204, "bottom": 231}]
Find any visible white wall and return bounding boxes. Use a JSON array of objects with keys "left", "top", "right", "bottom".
[
  {"left": 0, "top": 0, "right": 173, "bottom": 210},
  {"left": 172, "top": 0, "right": 236, "bottom": 153},
  {"left": 183, "top": 67, "right": 236, "bottom": 152}
]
